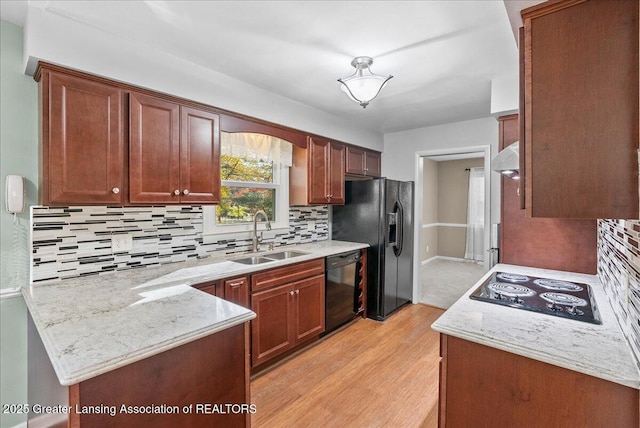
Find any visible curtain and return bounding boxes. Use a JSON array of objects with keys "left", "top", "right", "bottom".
[
  {"left": 464, "top": 167, "right": 485, "bottom": 262},
  {"left": 221, "top": 132, "right": 293, "bottom": 166}
]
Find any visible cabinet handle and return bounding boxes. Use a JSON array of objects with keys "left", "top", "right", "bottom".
[
  {"left": 289, "top": 290, "right": 295, "bottom": 296},
  {"left": 112, "top": 187, "right": 120, "bottom": 194},
  {"left": 174, "top": 189, "right": 180, "bottom": 195},
  {"left": 183, "top": 189, "right": 190, "bottom": 195},
  {"left": 295, "top": 289, "right": 300, "bottom": 295},
  {"left": 227, "top": 281, "right": 244, "bottom": 288}
]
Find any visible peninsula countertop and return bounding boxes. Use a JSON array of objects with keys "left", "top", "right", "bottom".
[
  {"left": 23, "top": 240, "right": 368, "bottom": 386},
  {"left": 431, "top": 263, "right": 640, "bottom": 389}
]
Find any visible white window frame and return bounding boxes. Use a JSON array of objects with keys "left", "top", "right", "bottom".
[{"left": 202, "top": 163, "right": 289, "bottom": 237}]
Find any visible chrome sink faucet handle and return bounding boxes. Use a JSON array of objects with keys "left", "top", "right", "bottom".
[{"left": 252, "top": 210, "right": 272, "bottom": 252}]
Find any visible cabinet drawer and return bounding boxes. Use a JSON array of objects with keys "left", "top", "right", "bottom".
[
  {"left": 251, "top": 259, "right": 325, "bottom": 292},
  {"left": 224, "top": 276, "right": 250, "bottom": 308}
]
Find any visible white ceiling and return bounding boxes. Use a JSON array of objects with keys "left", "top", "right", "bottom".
[{"left": 0, "top": 1, "right": 536, "bottom": 134}]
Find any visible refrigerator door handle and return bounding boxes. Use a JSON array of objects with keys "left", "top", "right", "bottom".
[{"left": 393, "top": 201, "right": 404, "bottom": 257}]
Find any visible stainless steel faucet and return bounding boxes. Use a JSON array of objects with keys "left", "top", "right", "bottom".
[{"left": 252, "top": 210, "right": 272, "bottom": 252}]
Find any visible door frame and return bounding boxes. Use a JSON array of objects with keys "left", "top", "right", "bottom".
[{"left": 412, "top": 145, "right": 492, "bottom": 304}]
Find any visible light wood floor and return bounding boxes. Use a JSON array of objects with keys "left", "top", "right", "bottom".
[{"left": 251, "top": 304, "right": 445, "bottom": 428}]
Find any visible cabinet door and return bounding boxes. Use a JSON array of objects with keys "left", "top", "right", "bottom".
[
  {"left": 193, "top": 280, "right": 222, "bottom": 296},
  {"left": 345, "top": 147, "right": 381, "bottom": 177},
  {"left": 307, "top": 137, "right": 330, "bottom": 204},
  {"left": 523, "top": 0, "right": 639, "bottom": 218},
  {"left": 179, "top": 106, "right": 220, "bottom": 204},
  {"left": 224, "top": 276, "right": 249, "bottom": 308},
  {"left": 251, "top": 284, "right": 295, "bottom": 367},
  {"left": 345, "top": 146, "right": 366, "bottom": 175},
  {"left": 328, "top": 143, "right": 345, "bottom": 204},
  {"left": 292, "top": 274, "right": 325, "bottom": 343},
  {"left": 44, "top": 71, "right": 124, "bottom": 205},
  {"left": 129, "top": 92, "right": 180, "bottom": 204},
  {"left": 364, "top": 151, "right": 381, "bottom": 177}
]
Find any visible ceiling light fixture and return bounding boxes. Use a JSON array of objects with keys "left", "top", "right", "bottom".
[{"left": 338, "top": 56, "right": 392, "bottom": 108}]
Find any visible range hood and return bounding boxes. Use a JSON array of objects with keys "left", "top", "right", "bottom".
[{"left": 492, "top": 141, "right": 519, "bottom": 179}]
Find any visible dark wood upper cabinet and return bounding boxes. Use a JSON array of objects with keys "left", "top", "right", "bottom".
[
  {"left": 129, "top": 92, "right": 181, "bottom": 204},
  {"left": 180, "top": 106, "right": 220, "bottom": 204},
  {"left": 291, "top": 137, "right": 345, "bottom": 205},
  {"left": 522, "top": 0, "right": 639, "bottom": 218},
  {"left": 39, "top": 69, "right": 124, "bottom": 205},
  {"left": 129, "top": 93, "right": 220, "bottom": 204},
  {"left": 36, "top": 63, "right": 375, "bottom": 208},
  {"left": 327, "top": 141, "right": 346, "bottom": 204},
  {"left": 499, "top": 114, "right": 597, "bottom": 274},
  {"left": 345, "top": 146, "right": 381, "bottom": 177}
]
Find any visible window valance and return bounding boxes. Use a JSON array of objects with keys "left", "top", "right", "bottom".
[{"left": 221, "top": 132, "right": 293, "bottom": 167}]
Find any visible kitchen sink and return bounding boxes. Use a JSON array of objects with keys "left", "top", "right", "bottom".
[
  {"left": 232, "top": 256, "right": 275, "bottom": 265},
  {"left": 232, "top": 250, "right": 309, "bottom": 265},
  {"left": 263, "top": 251, "right": 308, "bottom": 260}
]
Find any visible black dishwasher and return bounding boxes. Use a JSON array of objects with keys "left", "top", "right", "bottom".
[{"left": 323, "top": 251, "right": 363, "bottom": 335}]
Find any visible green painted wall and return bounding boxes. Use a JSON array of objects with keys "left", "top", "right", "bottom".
[{"left": 0, "top": 20, "right": 38, "bottom": 428}]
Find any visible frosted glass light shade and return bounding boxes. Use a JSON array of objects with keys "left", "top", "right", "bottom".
[{"left": 338, "top": 57, "right": 392, "bottom": 108}]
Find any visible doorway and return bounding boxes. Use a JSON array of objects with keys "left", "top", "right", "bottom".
[{"left": 412, "top": 146, "right": 491, "bottom": 308}]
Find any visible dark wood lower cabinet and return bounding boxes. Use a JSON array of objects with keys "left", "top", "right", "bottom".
[
  {"left": 70, "top": 324, "right": 251, "bottom": 428},
  {"left": 224, "top": 276, "right": 250, "bottom": 308},
  {"left": 251, "top": 273, "right": 325, "bottom": 368},
  {"left": 193, "top": 276, "right": 249, "bottom": 308},
  {"left": 439, "top": 334, "right": 639, "bottom": 428}
]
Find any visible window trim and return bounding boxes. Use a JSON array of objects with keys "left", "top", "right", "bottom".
[{"left": 202, "top": 163, "right": 289, "bottom": 236}]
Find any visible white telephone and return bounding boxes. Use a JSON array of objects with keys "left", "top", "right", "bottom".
[{"left": 5, "top": 175, "right": 25, "bottom": 214}]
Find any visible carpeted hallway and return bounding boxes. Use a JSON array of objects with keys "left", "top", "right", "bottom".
[{"left": 420, "top": 258, "right": 485, "bottom": 309}]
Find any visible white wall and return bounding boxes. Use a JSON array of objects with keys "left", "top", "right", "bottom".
[
  {"left": 1, "top": 20, "right": 37, "bottom": 428},
  {"left": 382, "top": 117, "right": 500, "bottom": 224},
  {"left": 23, "top": 7, "right": 383, "bottom": 152},
  {"left": 490, "top": 75, "right": 518, "bottom": 116}
]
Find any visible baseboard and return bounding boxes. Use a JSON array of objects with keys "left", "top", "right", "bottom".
[{"left": 422, "top": 256, "right": 483, "bottom": 265}]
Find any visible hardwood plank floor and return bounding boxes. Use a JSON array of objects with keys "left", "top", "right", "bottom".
[{"left": 251, "top": 304, "right": 445, "bottom": 428}]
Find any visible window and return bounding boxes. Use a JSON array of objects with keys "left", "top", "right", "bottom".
[{"left": 203, "top": 132, "right": 292, "bottom": 236}]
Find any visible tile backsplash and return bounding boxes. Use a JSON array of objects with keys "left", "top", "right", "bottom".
[
  {"left": 31, "top": 205, "right": 328, "bottom": 283},
  {"left": 598, "top": 219, "right": 640, "bottom": 367}
]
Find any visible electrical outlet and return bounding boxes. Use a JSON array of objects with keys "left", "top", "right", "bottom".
[
  {"left": 622, "top": 271, "right": 630, "bottom": 307},
  {"left": 112, "top": 234, "right": 133, "bottom": 253},
  {"left": 307, "top": 220, "right": 316, "bottom": 231}
]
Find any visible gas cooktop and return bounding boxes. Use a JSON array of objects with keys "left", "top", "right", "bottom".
[{"left": 469, "top": 272, "right": 601, "bottom": 324}]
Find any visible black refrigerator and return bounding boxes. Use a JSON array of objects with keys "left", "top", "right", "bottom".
[{"left": 332, "top": 178, "right": 414, "bottom": 321}]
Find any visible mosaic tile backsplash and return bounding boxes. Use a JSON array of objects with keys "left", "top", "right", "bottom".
[
  {"left": 31, "top": 205, "right": 329, "bottom": 283},
  {"left": 598, "top": 219, "right": 640, "bottom": 368}
]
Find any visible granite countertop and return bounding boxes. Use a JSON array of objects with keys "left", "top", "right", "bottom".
[
  {"left": 432, "top": 263, "right": 640, "bottom": 390},
  {"left": 22, "top": 240, "right": 368, "bottom": 386}
]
